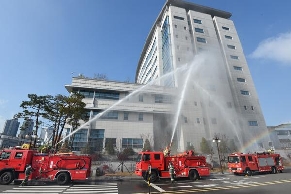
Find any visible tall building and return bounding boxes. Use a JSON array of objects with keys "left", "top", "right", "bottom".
[
  {"left": 2, "top": 118, "right": 20, "bottom": 137},
  {"left": 135, "top": 0, "right": 268, "bottom": 152},
  {"left": 65, "top": 0, "right": 269, "bottom": 153}
]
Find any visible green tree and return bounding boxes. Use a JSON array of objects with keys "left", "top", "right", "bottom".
[
  {"left": 81, "top": 142, "right": 94, "bottom": 155},
  {"left": 42, "top": 94, "right": 67, "bottom": 147},
  {"left": 117, "top": 147, "right": 135, "bottom": 161},
  {"left": 15, "top": 94, "right": 52, "bottom": 148},
  {"left": 105, "top": 139, "right": 115, "bottom": 155},
  {"left": 63, "top": 92, "right": 87, "bottom": 148},
  {"left": 200, "top": 137, "right": 211, "bottom": 154},
  {"left": 142, "top": 138, "right": 152, "bottom": 151}
]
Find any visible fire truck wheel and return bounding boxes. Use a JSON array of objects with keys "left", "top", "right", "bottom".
[
  {"left": 149, "top": 171, "right": 158, "bottom": 183},
  {"left": 189, "top": 170, "right": 199, "bottom": 181},
  {"left": 0, "top": 171, "right": 14, "bottom": 185},
  {"left": 56, "top": 172, "right": 70, "bottom": 185},
  {"left": 271, "top": 167, "right": 277, "bottom": 174},
  {"left": 245, "top": 168, "right": 252, "bottom": 176}
]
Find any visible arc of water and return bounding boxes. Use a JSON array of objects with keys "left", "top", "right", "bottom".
[
  {"left": 57, "top": 64, "right": 189, "bottom": 145},
  {"left": 170, "top": 55, "right": 206, "bottom": 146}
]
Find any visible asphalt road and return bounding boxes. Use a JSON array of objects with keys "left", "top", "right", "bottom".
[{"left": 1, "top": 168, "right": 290, "bottom": 194}]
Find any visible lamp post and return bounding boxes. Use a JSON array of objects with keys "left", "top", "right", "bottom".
[{"left": 213, "top": 136, "right": 224, "bottom": 174}]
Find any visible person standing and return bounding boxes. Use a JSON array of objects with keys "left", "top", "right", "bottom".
[
  {"left": 20, "top": 164, "right": 33, "bottom": 186},
  {"left": 168, "top": 162, "right": 175, "bottom": 183}
]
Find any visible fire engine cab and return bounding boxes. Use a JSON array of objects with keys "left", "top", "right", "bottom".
[
  {"left": 228, "top": 152, "right": 284, "bottom": 176},
  {"left": 135, "top": 150, "right": 210, "bottom": 182},
  {"left": 0, "top": 146, "right": 91, "bottom": 185}
]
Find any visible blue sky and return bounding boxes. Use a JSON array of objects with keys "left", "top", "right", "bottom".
[{"left": 0, "top": 0, "right": 290, "bottom": 131}]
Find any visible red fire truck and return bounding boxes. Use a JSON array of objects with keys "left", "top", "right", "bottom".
[
  {"left": 228, "top": 152, "right": 284, "bottom": 176},
  {"left": 0, "top": 146, "right": 92, "bottom": 185},
  {"left": 135, "top": 150, "right": 210, "bottom": 182}
]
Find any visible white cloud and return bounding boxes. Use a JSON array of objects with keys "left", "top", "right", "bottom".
[{"left": 250, "top": 32, "right": 291, "bottom": 65}]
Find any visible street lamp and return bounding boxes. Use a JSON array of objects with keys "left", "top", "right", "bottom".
[{"left": 213, "top": 136, "right": 224, "bottom": 174}]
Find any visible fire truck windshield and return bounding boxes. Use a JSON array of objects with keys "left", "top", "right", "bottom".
[
  {"left": 228, "top": 156, "right": 240, "bottom": 163},
  {"left": 136, "top": 154, "right": 142, "bottom": 162}
]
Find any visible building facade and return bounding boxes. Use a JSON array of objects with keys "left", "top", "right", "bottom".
[
  {"left": 135, "top": 0, "right": 268, "bottom": 152},
  {"left": 0, "top": 133, "right": 20, "bottom": 148},
  {"left": 268, "top": 123, "right": 291, "bottom": 149},
  {"left": 65, "top": 78, "right": 175, "bottom": 152},
  {"left": 2, "top": 118, "right": 20, "bottom": 137}
]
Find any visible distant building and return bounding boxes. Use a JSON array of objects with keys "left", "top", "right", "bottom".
[
  {"left": 268, "top": 123, "right": 291, "bottom": 149},
  {"left": 0, "top": 133, "right": 20, "bottom": 148},
  {"left": 2, "top": 118, "right": 20, "bottom": 137}
]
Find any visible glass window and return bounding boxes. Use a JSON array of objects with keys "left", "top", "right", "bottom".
[
  {"left": 225, "top": 35, "right": 233, "bottom": 39},
  {"left": 143, "top": 154, "right": 150, "bottom": 161},
  {"left": 138, "top": 113, "right": 143, "bottom": 121},
  {"left": 196, "top": 118, "right": 200, "bottom": 124},
  {"left": 193, "top": 19, "right": 202, "bottom": 24},
  {"left": 0, "top": 152, "right": 11, "bottom": 159},
  {"left": 241, "top": 90, "right": 250, "bottom": 95},
  {"left": 244, "top": 106, "right": 247, "bottom": 110},
  {"left": 122, "top": 138, "right": 143, "bottom": 148},
  {"left": 233, "top": 66, "right": 243, "bottom": 71},
  {"left": 195, "top": 28, "right": 204, "bottom": 33},
  {"left": 249, "top": 121, "right": 258, "bottom": 126},
  {"left": 154, "top": 154, "right": 160, "bottom": 160},
  {"left": 277, "top": 130, "right": 289, "bottom": 135},
  {"left": 197, "top": 37, "right": 206, "bottom": 43},
  {"left": 227, "top": 45, "right": 236, "bottom": 49},
  {"left": 230, "top": 55, "right": 239, "bottom": 59},
  {"left": 222, "top": 26, "right": 230, "bottom": 30},
  {"left": 248, "top": 156, "right": 253, "bottom": 161},
  {"left": 100, "top": 111, "right": 118, "bottom": 119},
  {"left": 174, "top": 24, "right": 177, "bottom": 28},
  {"left": 174, "top": 16, "right": 184, "bottom": 20},
  {"left": 124, "top": 112, "right": 128, "bottom": 120},
  {"left": 155, "top": 94, "right": 172, "bottom": 103},
  {"left": 228, "top": 156, "right": 240, "bottom": 163},
  {"left": 139, "top": 94, "right": 143, "bottom": 102},
  {"left": 237, "top": 78, "right": 246, "bottom": 82},
  {"left": 184, "top": 117, "right": 188, "bottom": 123},
  {"left": 15, "top": 152, "right": 23, "bottom": 159}
]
